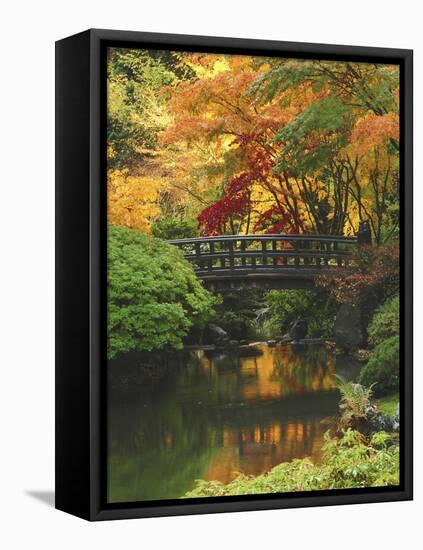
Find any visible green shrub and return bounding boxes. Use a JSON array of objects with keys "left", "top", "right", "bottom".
[
  {"left": 358, "top": 335, "right": 399, "bottom": 396},
  {"left": 368, "top": 294, "right": 399, "bottom": 347},
  {"left": 248, "top": 318, "right": 280, "bottom": 341},
  {"left": 376, "top": 394, "right": 399, "bottom": 417},
  {"left": 151, "top": 216, "right": 198, "bottom": 240},
  {"left": 264, "top": 289, "right": 336, "bottom": 337},
  {"left": 108, "top": 226, "right": 216, "bottom": 359},
  {"left": 211, "top": 290, "right": 263, "bottom": 341},
  {"left": 183, "top": 429, "right": 399, "bottom": 497},
  {"left": 213, "top": 310, "right": 249, "bottom": 341}
]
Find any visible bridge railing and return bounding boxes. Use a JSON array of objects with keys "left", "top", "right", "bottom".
[{"left": 167, "top": 234, "right": 358, "bottom": 276}]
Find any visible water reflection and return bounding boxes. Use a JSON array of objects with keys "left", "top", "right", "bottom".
[
  {"left": 107, "top": 344, "right": 360, "bottom": 502},
  {"left": 202, "top": 417, "right": 326, "bottom": 484}
]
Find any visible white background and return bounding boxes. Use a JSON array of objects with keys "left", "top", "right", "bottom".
[{"left": 0, "top": 1, "right": 420, "bottom": 548}]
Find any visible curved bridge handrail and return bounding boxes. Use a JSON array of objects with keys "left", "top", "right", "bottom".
[
  {"left": 167, "top": 233, "right": 358, "bottom": 246},
  {"left": 167, "top": 233, "right": 357, "bottom": 277}
]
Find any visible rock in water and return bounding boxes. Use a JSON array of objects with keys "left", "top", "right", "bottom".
[
  {"left": 334, "top": 304, "right": 363, "bottom": 351},
  {"left": 205, "top": 324, "right": 229, "bottom": 346},
  {"left": 290, "top": 318, "right": 307, "bottom": 341}
]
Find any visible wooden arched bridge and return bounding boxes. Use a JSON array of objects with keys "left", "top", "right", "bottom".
[{"left": 168, "top": 233, "right": 362, "bottom": 292}]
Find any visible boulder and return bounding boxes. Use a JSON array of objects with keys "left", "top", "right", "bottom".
[
  {"left": 290, "top": 318, "right": 307, "bottom": 341},
  {"left": 366, "top": 405, "right": 399, "bottom": 432},
  {"left": 205, "top": 324, "right": 229, "bottom": 346},
  {"left": 334, "top": 304, "right": 363, "bottom": 351},
  {"left": 393, "top": 403, "right": 400, "bottom": 431}
]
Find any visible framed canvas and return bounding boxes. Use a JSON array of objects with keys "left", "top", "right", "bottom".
[{"left": 55, "top": 29, "right": 413, "bottom": 521}]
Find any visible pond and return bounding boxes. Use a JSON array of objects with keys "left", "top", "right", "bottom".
[{"left": 107, "top": 343, "right": 361, "bottom": 503}]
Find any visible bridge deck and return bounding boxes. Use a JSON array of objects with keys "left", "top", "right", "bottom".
[{"left": 168, "top": 233, "right": 358, "bottom": 291}]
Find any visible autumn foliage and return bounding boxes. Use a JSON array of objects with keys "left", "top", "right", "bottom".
[
  {"left": 316, "top": 243, "right": 400, "bottom": 305},
  {"left": 107, "top": 49, "right": 400, "bottom": 246}
]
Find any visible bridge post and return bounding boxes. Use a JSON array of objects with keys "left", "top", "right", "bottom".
[
  {"left": 334, "top": 242, "right": 342, "bottom": 267},
  {"left": 272, "top": 240, "right": 277, "bottom": 266},
  {"left": 303, "top": 239, "right": 309, "bottom": 266},
  {"left": 294, "top": 241, "right": 300, "bottom": 266},
  {"left": 261, "top": 240, "right": 267, "bottom": 266},
  {"left": 316, "top": 240, "right": 321, "bottom": 267},
  {"left": 241, "top": 240, "right": 247, "bottom": 267},
  {"left": 228, "top": 240, "right": 235, "bottom": 270},
  {"left": 194, "top": 242, "right": 201, "bottom": 271},
  {"left": 208, "top": 241, "right": 214, "bottom": 271},
  {"left": 219, "top": 240, "right": 226, "bottom": 269},
  {"left": 358, "top": 220, "right": 372, "bottom": 245}
]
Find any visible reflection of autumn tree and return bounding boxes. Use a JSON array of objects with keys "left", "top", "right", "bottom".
[
  {"left": 109, "top": 344, "right": 344, "bottom": 499},
  {"left": 200, "top": 344, "right": 336, "bottom": 401},
  {"left": 267, "top": 345, "right": 335, "bottom": 395},
  {"left": 202, "top": 417, "right": 326, "bottom": 484},
  {"left": 198, "top": 344, "right": 339, "bottom": 483}
]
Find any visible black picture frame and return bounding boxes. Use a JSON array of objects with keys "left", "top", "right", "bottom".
[{"left": 55, "top": 28, "right": 413, "bottom": 521}]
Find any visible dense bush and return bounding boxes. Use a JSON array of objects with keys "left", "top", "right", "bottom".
[
  {"left": 359, "top": 335, "right": 400, "bottom": 396},
  {"left": 108, "top": 226, "right": 216, "bottom": 359},
  {"left": 317, "top": 243, "right": 400, "bottom": 307},
  {"left": 264, "top": 289, "right": 337, "bottom": 337},
  {"left": 184, "top": 429, "right": 399, "bottom": 497},
  {"left": 358, "top": 294, "right": 400, "bottom": 397},
  {"left": 211, "top": 290, "right": 263, "bottom": 341},
  {"left": 248, "top": 318, "right": 280, "bottom": 341},
  {"left": 376, "top": 394, "right": 399, "bottom": 417},
  {"left": 151, "top": 216, "right": 198, "bottom": 240},
  {"left": 368, "top": 294, "right": 399, "bottom": 347},
  {"left": 317, "top": 244, "right": 400, "bottom": 335}
]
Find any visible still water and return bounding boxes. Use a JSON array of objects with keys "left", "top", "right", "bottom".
[{"left": 107, "top": 344, "right": 360, "bottom": 503}]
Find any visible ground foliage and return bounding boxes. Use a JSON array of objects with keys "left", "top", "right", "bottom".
[{"left": 264, "top": 288, "right": 337, "bottom": 338}]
